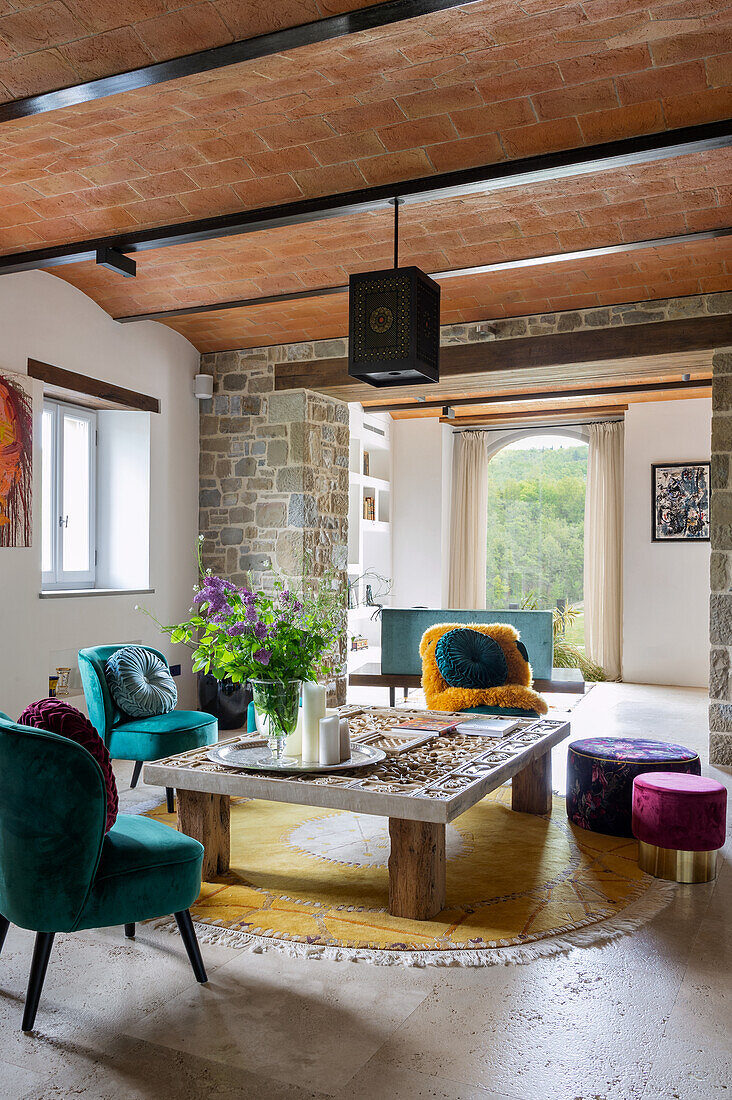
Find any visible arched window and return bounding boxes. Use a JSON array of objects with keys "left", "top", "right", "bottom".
[{"left": 486, "top": 429, "right": 589, "bottom": 646}]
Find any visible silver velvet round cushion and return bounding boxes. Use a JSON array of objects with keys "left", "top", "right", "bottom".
[{"left": 105, "top": 646, "right": 178, "bottom": 718}]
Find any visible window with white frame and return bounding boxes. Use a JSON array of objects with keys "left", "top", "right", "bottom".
[{"left": 42, "top": 399, "right": 97, "bottom": 589}]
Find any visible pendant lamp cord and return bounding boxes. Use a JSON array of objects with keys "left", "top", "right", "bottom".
[{"left": 393, "top": 197, "right": 399, "bottom": 269}]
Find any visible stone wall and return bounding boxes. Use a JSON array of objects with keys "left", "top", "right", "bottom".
[
  {"left": 710, "top": 345, "right": 732, "bottom": 766},
  {"left": 224, "top": 291, "right": 730, "bottom": 379},
  {"left": 198, "top": 348, "right": 349, "bottom": 701}
]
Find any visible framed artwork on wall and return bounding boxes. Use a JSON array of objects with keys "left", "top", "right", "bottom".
[
  {"left": 651, "top": 462, "right": 710, "bottom": 543},
  {"left": 0, "top": 369, "right": 33, "bottom": 548}
]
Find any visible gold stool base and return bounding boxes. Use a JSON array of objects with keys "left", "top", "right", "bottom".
[{"left": 638, "top": 840, "right": 718, "bottom": 883}]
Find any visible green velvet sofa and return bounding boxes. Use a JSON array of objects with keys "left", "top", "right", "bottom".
[{"left": 349, "top": 607, "right": 583, "bottom": 703}]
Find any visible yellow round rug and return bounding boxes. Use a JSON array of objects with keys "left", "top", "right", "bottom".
[{"left": 148, "top": 788, "right": 672, "bottom": 966}]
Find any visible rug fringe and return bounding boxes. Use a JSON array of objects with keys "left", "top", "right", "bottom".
[{"left": 153, "top": 878, "right": 676, "bottom": 969}]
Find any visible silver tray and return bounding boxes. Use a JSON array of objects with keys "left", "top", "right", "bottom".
[{"left": 207, "top": 740, "right": 386, "bottom": 774}]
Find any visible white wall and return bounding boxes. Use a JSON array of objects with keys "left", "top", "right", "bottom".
[
  {"left": 391, "top": 418, "right": 452, "bottom": 608},
  {"left": 0, "top": 271, "right": 200, "bottom": 718},
  {"left": 622, "top": 398, "right": 711, "bottom": 688},
  {"left": 391, "top": 402, "right": 712, "bottom": 687}
]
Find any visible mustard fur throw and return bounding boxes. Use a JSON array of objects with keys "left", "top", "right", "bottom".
[{"left": 420, "top": 623, "right": 548, "bottom": 715}]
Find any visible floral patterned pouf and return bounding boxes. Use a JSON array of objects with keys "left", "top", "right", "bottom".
[{"left": 566, "top": 738, "right": 701, "bottom": 837}]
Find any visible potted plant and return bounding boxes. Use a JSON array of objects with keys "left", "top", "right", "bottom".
[{"left": 149, "top": 541, "right": 342, "bottom": 760}]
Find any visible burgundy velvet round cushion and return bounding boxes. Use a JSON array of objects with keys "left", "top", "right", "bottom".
[
  {"left": 632, "top": 772, "right": 726, "bottom": 852},
  {"left": 18, "top": 699, "right": 118, "bottom": 833}
]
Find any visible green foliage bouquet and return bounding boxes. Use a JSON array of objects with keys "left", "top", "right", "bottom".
[{"left": 159, "top": 539, "right": 342, "bottom": 686}]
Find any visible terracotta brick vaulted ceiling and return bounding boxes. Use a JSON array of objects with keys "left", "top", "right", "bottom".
[{"left": 0, "top": 0, "right": 730, "bottom": 353}]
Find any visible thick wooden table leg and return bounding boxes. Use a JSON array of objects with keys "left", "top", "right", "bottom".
[
  {"left": 388, "top": 818, "right": 446, "bottom": 920},
  {"left": 511, "top": 750, "right": 552, "bottom": 815},
  {"left": 177, "top": 789, "right": 230, "bottom": 879}
]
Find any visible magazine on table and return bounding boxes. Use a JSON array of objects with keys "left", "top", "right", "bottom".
[
  {"left": 454, "top": 716, "right": 522, "bottom": 736},
  {"left": 394, "top": 717, "right": 462, "bottom": 733},
  {"left": 394, "top": 715, "right": 523, "bottom": 736}
]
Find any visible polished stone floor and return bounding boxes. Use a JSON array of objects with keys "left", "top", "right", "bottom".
[{"left": 0, "top": 684, "right": 729, "bottom": 1099}]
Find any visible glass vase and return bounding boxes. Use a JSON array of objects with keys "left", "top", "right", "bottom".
[{"left": 250, "top": 679, "right": 301, "bottom": 764}]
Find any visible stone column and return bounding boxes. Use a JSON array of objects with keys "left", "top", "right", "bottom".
[
  {"left": 710, "top": 346, "right": 732, "bottom": 765},
  {"left": 198, "top": 349, "right": 349, "bottom": 703}
]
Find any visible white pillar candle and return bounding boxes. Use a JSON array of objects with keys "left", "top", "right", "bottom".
[
  {"left": 319, "top": 715, "right": 340, "bottom": 766},
  {"left": 339, "top": 718, "right": 351, "bottom": 762},
  {"left": 302, "top": 682, "right": 326, "bottom": 762}
]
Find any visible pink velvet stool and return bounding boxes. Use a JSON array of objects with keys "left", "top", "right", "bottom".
[{"left": 632, "top": 772, "right": 727, "bottom": 883}]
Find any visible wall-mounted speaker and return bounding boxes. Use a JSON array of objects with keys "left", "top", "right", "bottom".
[{"left": 194, "top": 373, "right": 213, "bottom": 400}]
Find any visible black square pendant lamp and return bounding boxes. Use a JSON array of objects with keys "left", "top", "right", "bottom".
[{"left": 348, "top": 200, "right": 440, "bottom": 387}]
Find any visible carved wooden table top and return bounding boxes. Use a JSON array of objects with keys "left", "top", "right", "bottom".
[{"left": 144, "top": 707, "right": 571, "bottom": 825}]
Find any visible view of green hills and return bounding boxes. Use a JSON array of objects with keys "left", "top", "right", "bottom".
[{"left": 486, "top": 440, "right": 588, "bottom": 617}]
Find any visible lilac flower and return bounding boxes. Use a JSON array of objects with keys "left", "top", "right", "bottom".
[
  {"left": 194, "top": 574, "right": 235, "bottom": 618},
  {"left": 253, "top": 621, "right": 268, "bottom": 641},
  {"left": 254, "top": 648, "right": 271, "bottom": 666},
  {"left": 280, "top": 589, "right": 290, "bottom": 604},
  {"left": 245, "top": 604, "right": 258, "bottom": 622},
  {"left": 227, "top": 622, "right": 249, "bottom": 637},
  {"left": 292, "top": 600, "right": 302, "bottom": 613}
]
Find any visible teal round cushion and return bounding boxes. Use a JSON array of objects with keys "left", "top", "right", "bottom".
[
  {"left": 435, "top": 628, "right": 508, "bottom": 689},
  {"left": 105, "top": 646, "right": 177, "bottom": 719}
]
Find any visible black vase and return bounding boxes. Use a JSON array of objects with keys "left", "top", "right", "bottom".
[{"left": 197, "top": 674, "right": 252, "bottom": 731}]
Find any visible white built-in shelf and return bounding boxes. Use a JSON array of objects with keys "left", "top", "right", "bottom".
[
  {"left": 348, "top": 405, "right": 392, "bottom": 652},
  {"left": 349, "top": 472, "right": 390, "bottom": 492}
]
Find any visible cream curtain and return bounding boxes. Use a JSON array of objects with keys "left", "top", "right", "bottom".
[
  {"left": 448, "top": 431, "right": 490, "bottom": 608},
  {"left": 584, "top": 421, "right": 624, "bottom": 680}
]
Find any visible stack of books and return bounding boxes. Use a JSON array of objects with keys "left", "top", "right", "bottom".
[{"left": 363, "top": 496, "right": 375, "bottom": 520}]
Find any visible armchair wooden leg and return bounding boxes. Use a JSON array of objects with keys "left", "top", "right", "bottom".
[
  {"left": 0, "top": 914, "right": 9, "bottom": 954},
  {"left": 130, "top": 761, "right": 143, "bottom": 789},
  {"left": 124, "top": 923, "right": 135, "bottom": 939},
  {"left": 166, "top": 788, "right": 175, "bottom": 814},
  {"left": 22, "top": 932, "right": 54, "bottom": 1032},
  {"left": 174, "top": 910, "right": 207, "bottom": 984}
]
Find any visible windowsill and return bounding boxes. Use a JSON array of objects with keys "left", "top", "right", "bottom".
[{"left": 39, "top": 588, "right": 155, "bottom": 599}]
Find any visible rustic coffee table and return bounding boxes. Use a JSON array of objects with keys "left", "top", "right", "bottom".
[{"left": 144, "top": 707, "right": 570, "bottom": 921}]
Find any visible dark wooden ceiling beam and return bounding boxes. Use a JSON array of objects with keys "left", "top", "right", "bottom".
[
  {"left": 274, "top": 314, "right": 732, "bottom": 394},
  {"left": 0, "top": 0, "right": 476, "bottom": 123},
  {"left": 27, "top": 358, "right": 159, "bottom": 413},
  {"left": 367, "top": 377, "right": 713, "bottom": 413},
  {"left": 113, "top": 227, "right": 732, "bottom": 323},
  {"left": 1, "top": 120, "right": 730, "bottom": 277}
]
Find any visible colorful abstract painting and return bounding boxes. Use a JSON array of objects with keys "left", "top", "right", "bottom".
[
  {"left": 0, "top": 370, "right": 33, "bottom": 548},
  {"left": 652, "top": 462, "right": 710, "bottom": 542}
]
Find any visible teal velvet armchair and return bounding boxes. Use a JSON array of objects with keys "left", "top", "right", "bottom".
[
  {"left": 0, "top": 714, "right": 208, "bottom": 1032},
  {"left": 78, "top": 645, "right": 217, "bottom": 812}
]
